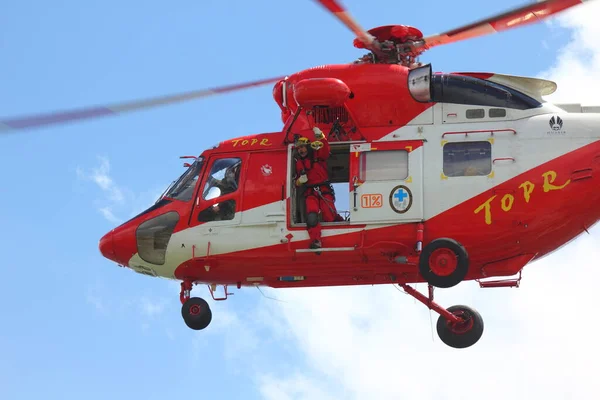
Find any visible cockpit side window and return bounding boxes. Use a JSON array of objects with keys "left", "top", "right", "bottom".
[
  {"left": 202, "top": 157, "right": 242, "bottom": 201},
  {"left": 197, "top": 199, "right": 236, "bottom": 223}
]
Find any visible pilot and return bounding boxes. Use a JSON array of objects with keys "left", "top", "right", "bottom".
[
  {"left": 294, "top": 127, "right": 344, "bottom": 252},
  {"left": 217, "top": 161, "right": 241, "bottom": 195}
]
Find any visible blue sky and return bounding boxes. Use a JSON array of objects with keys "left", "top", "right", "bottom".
[{"left": 1, "top": 1, "right": 599, "bottom": 399}]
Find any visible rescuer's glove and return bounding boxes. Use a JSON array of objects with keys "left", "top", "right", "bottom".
[
  {"left": 311, "top": 140, "right": 323, "bottom": 150},
  {"left": 296, "top": 174, "right": 308, "bottom": 185},
  {"left": 313, "top": 126, "right": 325, "bottom": 140}
]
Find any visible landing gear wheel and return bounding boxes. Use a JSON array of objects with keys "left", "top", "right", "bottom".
[
  {"left": 436, "top": 305, "right": 484, "bottom": 349},
  {"left": 181, "top": 297, "right": 212, "bottom": 330},
  {"left": 419, "top": 238, "right": 469, "bottom": 288}
]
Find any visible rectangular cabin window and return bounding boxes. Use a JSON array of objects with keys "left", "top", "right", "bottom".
[
  {"left": 466, "top": 109, "right": 485, "bottom": 119},
  {"left": 443, "top": 141, "right": 492, "bottom": 177},
  {"left": 359, "top": 150, "right": 408, "bottom": 181},
  {"left": 489, "top": 108, "right": 507, "bottom": 118}
]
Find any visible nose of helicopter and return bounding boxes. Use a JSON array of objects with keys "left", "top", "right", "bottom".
[
  {"left": 99, "top": 231, "right": 116, "bottom": 262},
  {"left": 98, "top": 223, "right": 139, "bottom": 266}
]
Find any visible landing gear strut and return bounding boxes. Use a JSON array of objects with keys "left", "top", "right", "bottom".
[
  {"left": 180, "top": 280, "right": 212, "bottom": 330},
  {"left": 400, "top": 283, "right": 484, "bottom": 349}
]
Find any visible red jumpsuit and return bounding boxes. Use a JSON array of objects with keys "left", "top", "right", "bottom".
[{"left": 294, "top": 138, "right": 343, "bottom": 246}]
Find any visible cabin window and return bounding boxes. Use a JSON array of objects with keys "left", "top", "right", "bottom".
[
  {"left": 136, "top": 211, "right": 180, "bottom": 265},
  {"left": 489, "top": 108, "right": 507, "bottom": 118},
  {"left": 359, "top": 150, "right": 408, "bottom": 181},
  {"left": 202, "top": 157, "right": 242, "bottom": 200},
  {"left": 197, "top": 199, "right": 236, "bottom": 222},
  {"left": 466, "top": 109, "right": 484, "bottom": 119},
  {"left": 443, "top": 141, "right": 492, "bottom": 177}
]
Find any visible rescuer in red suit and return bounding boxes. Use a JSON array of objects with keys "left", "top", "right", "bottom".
[{"left": 294, "top": 127, "right": 344, "bottom": 252}]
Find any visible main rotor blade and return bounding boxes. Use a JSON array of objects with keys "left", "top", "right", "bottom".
[
  {"left": 423, "top": 0, "right": 591, "bottom": 49},
  {"left": 312, "top": 0, "right": 383, "bottom": 56},
  {"left": 0, "top": 76, "right": 285, "bottom": 133}
]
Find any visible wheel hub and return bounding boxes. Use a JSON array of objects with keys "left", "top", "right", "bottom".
[
  {"left": 447, "top": 311, "right": 474, "bottom": 334},
  {"left": 189, "top": 304, "right": 201, "bottom": 315},
  {"left": 429, "top": 248, "right": 458, "bottom": 276}
]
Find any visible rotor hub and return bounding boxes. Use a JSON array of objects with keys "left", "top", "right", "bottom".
[
  {"left": 353, "top": 25, "right": 424, "bottom": 48},
  {"left": 353, "top": 25, "right": 426, "bottom": 66}
]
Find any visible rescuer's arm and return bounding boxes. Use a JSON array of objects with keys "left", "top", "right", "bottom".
[
  {"left": 294, "top": 159, "right": 308, "bottom": 186},
  {"left": 311, "top": 127, "right": 330, "bottom": 158}
]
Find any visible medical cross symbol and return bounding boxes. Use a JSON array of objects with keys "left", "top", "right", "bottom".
[
  {"left": 394, "top": 189, "right": 407, "bottom": 203},
  {"left": 390, "top": 185, "right": 412, "bottom": 214}
]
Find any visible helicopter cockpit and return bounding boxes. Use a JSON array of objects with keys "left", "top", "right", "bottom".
[{"left": 161, "top": 156, "right": 205, "bottom": 202}]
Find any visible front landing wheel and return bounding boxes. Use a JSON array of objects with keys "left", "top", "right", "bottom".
[
  {"left": 181, "top": 297, "right": 212, "bottom": 330},
  {"left": 436, "top": 305, "right": 483, "bottom": 349}
]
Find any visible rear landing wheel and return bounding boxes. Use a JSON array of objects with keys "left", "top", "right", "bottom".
[
  {"left": 419, "top": 238, "right": 469, "bottom": 288},
  {"left": 436, "top": 305, "right": 484, "bottom": 349},
  {"left": 181, "top": 297, "right": 212, "bottom": 330}
]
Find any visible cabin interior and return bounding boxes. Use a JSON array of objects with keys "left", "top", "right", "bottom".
[{"left": 290, "top": 142, "right": 351, "bottom": 226}]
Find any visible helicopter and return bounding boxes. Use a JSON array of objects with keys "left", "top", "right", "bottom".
[{"left": 2, "top": 0, "right": 599, "bottom": 349}]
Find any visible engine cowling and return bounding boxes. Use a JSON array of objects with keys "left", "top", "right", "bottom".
[{"left": 293, "top": 78, "right": 351, "bottom": 108}]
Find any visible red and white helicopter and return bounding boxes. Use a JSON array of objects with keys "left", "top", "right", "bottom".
[{"left": 2, "top": 0, "right": 599, "bottom": 349}]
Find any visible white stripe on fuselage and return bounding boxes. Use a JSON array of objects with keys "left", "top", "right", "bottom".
[{"left": 126, "top": 200, "right": 368, "bottom": 278}]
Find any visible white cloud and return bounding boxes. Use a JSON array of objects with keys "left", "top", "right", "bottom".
[
  {"left": 258, "top": 374, "right": 338, "bottom": 400},
  {"left": 191, "top": 305, "right": 261, "bottom": 361},
  {"left": 86, "top": 289, "right": 108, "bottom": 315},
  {"left": 248, "top": 3, "right": 600, "bottom": 398},
  {"left": 140, "top": 296, "right": 168, "bottom": 318},
  {"left": 91, "top": 156, "right": 124, "bottom": 203},
  {"left": 76, "top": 155, "right": 164, "bottom": 224},
  {"left": 539, "top": 1, "right": 600, "bottom": 105},
  {"left": 98, "top": 206, "right": 121, "bottom": 225},
  {"left": 85, "top": 280, "right": 180, "bottom": 341},
  {"left": 76, "top": 156, "right": 126, "bottom": 224},
  {"left": 254, "top": 227, "right": 600, "bottom": 399}
]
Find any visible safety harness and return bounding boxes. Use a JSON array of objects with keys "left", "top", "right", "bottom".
[{"left": 295, "top": 152, "right": 338, "bottom": 216}]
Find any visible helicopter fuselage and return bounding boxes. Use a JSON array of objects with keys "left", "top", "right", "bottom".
[{"left": 98, "top": 65, "right": 600, "bottom": 290}]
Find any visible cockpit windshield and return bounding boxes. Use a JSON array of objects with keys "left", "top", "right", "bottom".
[{"left": 161, "top": 156, "right": 205, "bottom": 202}]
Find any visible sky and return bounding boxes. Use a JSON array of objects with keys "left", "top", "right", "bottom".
[{"left": 1, "top": 0, "right": 600, "bottom": 398}]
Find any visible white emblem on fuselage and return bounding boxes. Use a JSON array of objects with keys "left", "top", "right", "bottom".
[{"left": 261, "top": 164, "right": 273, "bottom": 176}]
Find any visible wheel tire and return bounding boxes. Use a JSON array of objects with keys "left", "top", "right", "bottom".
[
  {"left": 436, "top": 305, "right": 484, "bottom": 349},
  {"left": 419, "top": 238, "right": 469, "bottom": 288},
  {"left": 181, "top": 297, "right": 212, "bottom": 330}
]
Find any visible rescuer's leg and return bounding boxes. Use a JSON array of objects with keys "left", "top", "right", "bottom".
[
  {"left": 319, "top": 192, "right": 341, "bottom": 222},
  {"left": 305, "top": 195, "right": 322, "bottom": 251}
]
